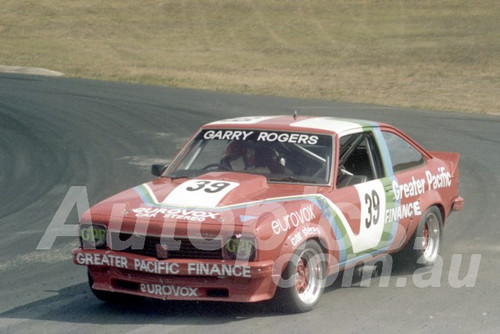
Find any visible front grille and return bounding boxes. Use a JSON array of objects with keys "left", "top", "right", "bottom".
[{"left": 109, "top": 233, "right": 223, "bottom": 260}]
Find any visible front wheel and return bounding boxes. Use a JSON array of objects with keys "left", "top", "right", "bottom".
[{"left": 274, "top": 240, "right": 326, "bottom": 313}]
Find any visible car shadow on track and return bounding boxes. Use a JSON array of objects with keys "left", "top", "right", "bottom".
[
  {"left": 0, "top": 282, "right": 283, "bottom": 326},
  {"left": 322, "top": 253, "right": 425, "bottom": 294}
]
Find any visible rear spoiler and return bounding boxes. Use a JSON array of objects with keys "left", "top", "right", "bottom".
[
  {"left": 428, "top": 151, "right": 460, "bottom": 173},
  {"left": 429, "top": 151, "right": 463, "bottom": 211}
]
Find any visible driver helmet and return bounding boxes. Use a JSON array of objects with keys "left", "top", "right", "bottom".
[{"left": 221, "top": 141, "right": 255, "bottom": 171}]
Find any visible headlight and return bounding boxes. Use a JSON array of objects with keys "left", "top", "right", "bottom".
[
  {"left": 223, "top": 235, "right": 257, "bottom": 261},
  {"left": 79, "top": 224, "right": 107, "bottom": 249}
]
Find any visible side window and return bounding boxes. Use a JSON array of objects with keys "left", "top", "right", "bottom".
[
  {"left": 382, "top": 131, "right": 425, "bottom": 172},
  {"left": 337, "top": 132, "right": 383, "bottom": 188}
]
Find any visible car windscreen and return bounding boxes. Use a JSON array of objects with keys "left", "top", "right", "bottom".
[{"left": 166, "top": 129, "right": 334, "bottom": 185}]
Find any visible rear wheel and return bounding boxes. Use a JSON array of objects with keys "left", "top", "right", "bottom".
[
  {"left": 398, "top": 206, "right": 443, "bottom": 267},
  {"left": 274, "top": 240, "right": 325, "bottom": 313}
]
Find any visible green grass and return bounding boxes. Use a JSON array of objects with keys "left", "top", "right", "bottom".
[{"left": 1, "top": 0, "right": 499, "bottom": 113}]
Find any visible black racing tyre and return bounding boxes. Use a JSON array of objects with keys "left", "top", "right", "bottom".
[
  {"left": 273, "top": 240, "right": 326, "bottom": 313},
  {"left": 398, "top": 206, "right": 443, "bottom": 267}
]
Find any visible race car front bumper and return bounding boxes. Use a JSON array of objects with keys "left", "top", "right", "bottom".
[{"left": 73, "top": 248, "right": 277, "bottom": 302}]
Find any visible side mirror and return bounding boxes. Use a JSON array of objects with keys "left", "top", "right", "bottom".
[{"left": 151, "top": 164, "right": 167, "bottom": 177}]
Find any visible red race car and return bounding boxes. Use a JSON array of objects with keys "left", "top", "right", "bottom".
[{"left": 73, "top": 115, "right": 463, "bottom": 313}]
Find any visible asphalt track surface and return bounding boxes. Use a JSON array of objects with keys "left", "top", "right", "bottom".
[{"left": 0, "top": 73, "right": 499, "bottom": 333}]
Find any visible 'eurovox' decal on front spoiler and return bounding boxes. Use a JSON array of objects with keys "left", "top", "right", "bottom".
[{"left": 140, "top": 284, "right": 199, "bottom": 297}]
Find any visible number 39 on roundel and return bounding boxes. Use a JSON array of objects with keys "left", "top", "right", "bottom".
[
  {"left": 163, "top": 179, "right": 240, "bottom": 207},
  {"left": 353, "top": 180, "right": 387, "bottom": 253}
]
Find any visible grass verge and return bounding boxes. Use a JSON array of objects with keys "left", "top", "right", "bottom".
[{"left": 1, "top": 0, "right": 498, "bottom": 114}]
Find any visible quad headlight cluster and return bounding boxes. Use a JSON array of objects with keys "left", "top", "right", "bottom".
[
  {"left": 79, "top": 224, "right": 256, "bottom": 262},
  {"left": 223, "top": 235, "right": 257, "bottom": 261},
  {"left": 79, "top": 224, "right": 107, "bottom": 249}
]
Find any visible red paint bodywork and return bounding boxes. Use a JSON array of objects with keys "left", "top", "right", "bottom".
[{"left": 73, "top": 116, "right": 462, "bottom": 303}]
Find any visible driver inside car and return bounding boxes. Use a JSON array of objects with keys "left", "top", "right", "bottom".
[
  {"left": 220, "top": 141, "right": 286, "bottom": 174},
  {"left": 220, "top": 141, "right": 253, "bottom": 171}
]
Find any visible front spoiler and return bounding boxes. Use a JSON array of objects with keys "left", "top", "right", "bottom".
[{"left": 73, "top": 248, "right": 277, "bottom": 302}]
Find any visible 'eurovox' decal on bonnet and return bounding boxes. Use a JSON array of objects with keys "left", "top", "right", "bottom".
[{"left": 132, "top": 207, "right": 220, "bottom": 220}]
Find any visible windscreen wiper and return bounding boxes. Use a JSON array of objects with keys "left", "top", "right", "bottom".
[
  {"left": 165, "top": 174, "right": 191, "bottom": 180},
  {"left": 269, "top": 176, "right": 316, "bottom": 184}
]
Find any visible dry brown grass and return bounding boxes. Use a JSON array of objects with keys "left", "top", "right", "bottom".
[{"left": 1, "top": 0, "right": 498, "bottom": 113}]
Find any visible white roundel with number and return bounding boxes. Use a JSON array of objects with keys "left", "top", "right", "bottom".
[
  {"left": 353, "top": 180, "right": 386, "bottom": 253},
  {"left": 162, "top": 180, "right": 240, "bottom": 207}
]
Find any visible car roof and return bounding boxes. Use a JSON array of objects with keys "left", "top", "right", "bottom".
[{"left": 204, "top": 115, "right": 387, "bottom": 136}]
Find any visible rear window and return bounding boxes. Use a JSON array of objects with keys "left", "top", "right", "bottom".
[{"left": 382, "top": 131, "right": 425, "bottom": 172}]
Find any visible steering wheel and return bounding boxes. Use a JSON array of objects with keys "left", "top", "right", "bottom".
[{"left": 202, "top": 163, "right": 232, "bottom": 171}]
